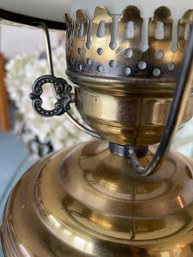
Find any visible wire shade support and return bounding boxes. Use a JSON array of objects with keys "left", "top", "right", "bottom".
[
  {"left": 39, "top": 22, "right": 101, "bottom": 139},
  {"left": 129, "top": 24, "right": 193, "bottom": 176}
]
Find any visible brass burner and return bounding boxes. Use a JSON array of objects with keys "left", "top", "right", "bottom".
[{"left": 65, "top": 6, "right": 193, "bottom": 146}]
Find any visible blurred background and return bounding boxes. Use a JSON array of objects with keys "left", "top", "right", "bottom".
[
  {"left": 0, "top": 21, "right": 193, "bottom": 217},
  {"left": 0, "top": 22, "right": 91, "bottom": 221}
]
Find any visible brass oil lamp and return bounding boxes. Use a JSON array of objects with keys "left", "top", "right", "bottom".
[{"left": 1, "top": 0, "right": 193, "bottom": 256}]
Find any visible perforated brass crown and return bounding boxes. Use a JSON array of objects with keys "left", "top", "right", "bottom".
[
  {"left": 65, "top": 6, "right": 193, "bottom": 146},
  {"left": 65, "top": 6, "right": 193, "bottom": 82}
]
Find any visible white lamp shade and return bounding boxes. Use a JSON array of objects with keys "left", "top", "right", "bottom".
[
  {"left": 1, "top": 0, "right": 193, "bottom": 24},
  {"left": 71, "top": 0, "right": 193, "bottom": 19},
  {"left": 0, "top": 0, "right": 71, "bottom": 23}
]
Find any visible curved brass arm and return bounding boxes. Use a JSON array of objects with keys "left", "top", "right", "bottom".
[{"left": 30, "top": 22, "right": 101, "bottom": 139}]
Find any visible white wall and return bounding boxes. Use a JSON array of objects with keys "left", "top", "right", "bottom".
[{"left": 0, "top": 24, "right": 59, "bottom": 59}]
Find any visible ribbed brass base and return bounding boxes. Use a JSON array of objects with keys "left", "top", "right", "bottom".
[{"left": 1, "top": 140, "right": 193, "bottom": 257}]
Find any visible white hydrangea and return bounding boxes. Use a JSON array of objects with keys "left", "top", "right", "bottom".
[{"left": 5, "top": 46, "right": 91, "bottom": 155}]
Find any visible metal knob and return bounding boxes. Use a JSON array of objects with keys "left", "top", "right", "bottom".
[{"left": 29, "top": 75, "right": 75, "bottom": 117}]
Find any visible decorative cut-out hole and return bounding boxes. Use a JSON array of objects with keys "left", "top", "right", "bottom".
[
  {"left": 86, "top": 19, "right": 92, "bottom": 49},
  {"left": 125, "top": 21, "right": 134, "bottom": 39},
  {"left": 78, "top": 48, "right": 82, "bottom": 55},
  {"left": 155, "top": 22, "right": 164, "bottom": 39},
  {"left": 109, "top": 60, "right": 117, "bottom": 68},
  {"left": 155, "top": 50, "right": 164, "bottom": 59},
  {"left": 138, "top": 61, "right": 147, "bottom": 70},
  {"left": 124, "top": 67, "right": 132, "bottom": 76},
  {"left": 97, "top": 48, "right": 103, "bottom": 55},
  {"left": 78, "top": 23, "right": 84, "bottom": 38},
  {"left": 86, "top": 58, "right": 92, "bottom": 66},
  {"left": 124, "top": 48, "right": 133, "bottom": 58},
  {"left": 41, "top": 83, "right": 56, "bottom": 110},
  {"left": 97, "top": 65, "right": 104, "bottom": 72},
  {"left": 97, "top": 21, "right": 105, "bottom": 38},
  {"left": 78, "top": 64, "right": 83, "bottom": 71},
  {"left": 67, "top": 27, "right": 70, "bottom": 34},
  {"left": 168, "top": 63, "right": 175, "bottom": 71},
  {"left": 71, "top": 58, "right": 74, "bottom": 64},
  {"left": 153, "top": 68, "right": 161, "bottom": 77},
  {"left": 109, "top": 15, "right": 118, "bottom": 50},
  {"left": 86, "top": 41, "right": 91, "bottom": 49},
  {"left": 184, "top": 24, "right": 191, "bottom": 41}
]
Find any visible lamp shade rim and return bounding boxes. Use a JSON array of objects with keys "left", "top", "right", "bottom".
[
  {"left": 0, "top": 8, "right": 66, "bottom": 29},
  {"left": 0, "top": 0, "right": 71, "bottom": 27}
]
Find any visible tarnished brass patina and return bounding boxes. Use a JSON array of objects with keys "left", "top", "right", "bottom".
[
  {"left": 2, "top": 140, "right": 193, "bottom": 257},
  {"left": 66, "top": 6, "right": 193, "bottom": 145}
]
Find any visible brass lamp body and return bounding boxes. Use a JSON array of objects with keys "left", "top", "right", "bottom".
[
  {"left": 2, "top": 141, "right": 193, "bottom": 257},
  {"left": 1, "top": 5, "right": 193, "bottom": 257}
]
